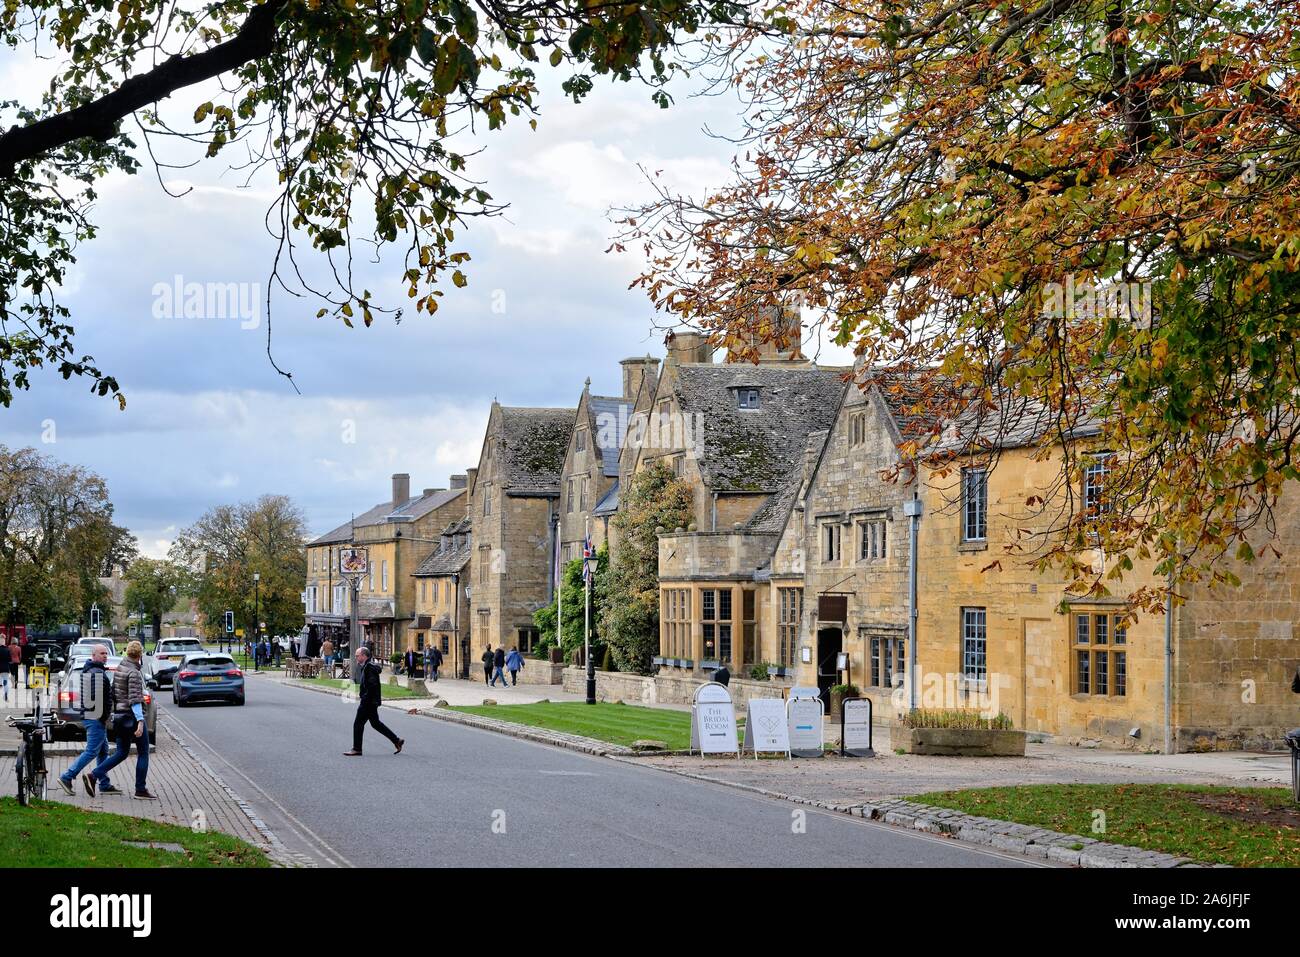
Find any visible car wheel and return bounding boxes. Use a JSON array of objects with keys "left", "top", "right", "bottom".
[{"left": 235, "top": 697, "right": 245, "bottom": 706}]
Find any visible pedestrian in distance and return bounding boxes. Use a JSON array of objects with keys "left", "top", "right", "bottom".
[
  {"left": 491, "top": 645, "right": 509, "bottom": 688},
  {"left": 342, "top": 646, "right": 404, "bottom": 757},
  {"left": 322, "top": 638, "right": 335, "bottom": 670},
  {"left": 481, "top": 644, "right": 494, "bottom": 685},
  {"left": 87, "top": 640, "right": 155, "bottom": 800},
  {"left": 8, "top": 638, "right": 21, "bottom": 690},
  {"left": 713, "top": 663, "right": 731, "bottom": 687},
  {"left": 505, "top": 646, "right": 524, "bottom": 686},
  {"left": 426, "top": 644, "right": 442, "bottom": 681},
  {"left": 58, "top": 644, "right": 112, "bottom": 795}
]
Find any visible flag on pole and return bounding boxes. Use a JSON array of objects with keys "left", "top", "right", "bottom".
[{"left": 582, "top": 536, "right": 594, "bottom": 583}]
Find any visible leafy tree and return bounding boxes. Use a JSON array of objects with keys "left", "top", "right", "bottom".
[
  {"left": 533, "top": 549, "right": 608, "bottom": 661},
  {"left": 170, "top": 493, "right": 307, "bottom": 640},
  {"left": 123, "top": 557, "right": 184, "bottom": 645},
  {"left": 0, "top": 444, "right": 135, "bottom": 632},
  {"left": 625, "top": 0, "right": 1300, "bottom": 610},
  {"left": 0, "top": 0, "right": 742, "bottom": 406},
  {"left": 601, "top": 462, "right": 692, "bottom": 673}
]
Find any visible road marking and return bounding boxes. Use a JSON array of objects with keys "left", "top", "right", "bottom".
[
  {"left": 161, "top": 708, "right": 354, "bottom": 868},
  {"left": 537, "top": 770, "right": 597, "bottom": 776}
]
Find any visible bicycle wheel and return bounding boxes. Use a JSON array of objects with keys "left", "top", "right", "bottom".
[
  {"left": 31, "top": 736, "right": 46, "bottom": 802},
  {"left": 15, "top": 747, "right": 28, "bottom": 807}
]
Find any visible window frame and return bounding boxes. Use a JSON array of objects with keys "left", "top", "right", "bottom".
[
  {"left": 1072, "top": 610, "right": 1128, "bottom": 697},
  {"left": 961, "top": 467, "right": 988, "bottom": 542},
  {"left": 961, "top": 607, "right": 987, "bottom": 690}
]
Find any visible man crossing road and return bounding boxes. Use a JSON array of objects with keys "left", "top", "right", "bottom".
[{"left": 343, "top": 646, "right": 404, "bottom": 757}]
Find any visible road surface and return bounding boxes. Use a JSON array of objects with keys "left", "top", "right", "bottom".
[{"left": 160, "top": 677, "right": 1042, "bottom": 868}]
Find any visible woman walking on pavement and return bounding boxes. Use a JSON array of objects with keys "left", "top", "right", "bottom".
[{"left": 86, "top": 640, "right": 155, "bottom": 800}]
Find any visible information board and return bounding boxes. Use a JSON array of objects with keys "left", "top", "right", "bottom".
[
  {"left": 787, "top": 692, "right": 824, "bottom": 758},
  {"left": 841, "top": 697, "right": 875, "bottom": 757},
  {"left": 690, "top": 682, "right": 738, "bottom": 756},
  {"left": 742, "top": 697, "right": 790, "bottom": 758}
]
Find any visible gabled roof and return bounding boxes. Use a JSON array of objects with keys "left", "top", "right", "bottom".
[
  {"left": 308, "top": 487, "right": 466, "bottom": 545},
  {"left": 498, "top": 406, "right": 576, "bottom": 495},
  {"left": 588, "top": 395, "right": 634, "bottom": 478},
  {"left": 413, "top": 515, "right": 473, "bottom": 577},
  {"left": 673, "top": 364, "right": 848, "bottom": 493},
  {"left": 592, "top": 480, "right": 620, "bottom": 517}
]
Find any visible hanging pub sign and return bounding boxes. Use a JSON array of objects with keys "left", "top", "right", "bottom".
[
  {"left": 818, "top": 594, "right": 848, "bottom": 622},
  {"left": 690, "top": 682, "right": 739, "bottom": 756},
  {"left": 339, "top": 547, "right": 369, "bottom": 576}
]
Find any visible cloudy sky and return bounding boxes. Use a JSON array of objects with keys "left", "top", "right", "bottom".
[{"left": 0, "top": 44, "right": 852, "bottom": 556}]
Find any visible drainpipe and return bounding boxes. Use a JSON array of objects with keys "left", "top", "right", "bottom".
[
  {"left": 904, "top": 493, "right": 923, "bottom": 713},
  {"left": 1164, "top": 568, "right": 1174, "bottom": 754}
]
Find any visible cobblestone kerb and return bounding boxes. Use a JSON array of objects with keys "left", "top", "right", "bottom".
[{"left": 610, "top": 760, "right": 1206, "bottom": 869}]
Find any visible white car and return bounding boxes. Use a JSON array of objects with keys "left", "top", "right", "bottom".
[{"left": 145, "top": 637, "right": 206, "bottom": 688}]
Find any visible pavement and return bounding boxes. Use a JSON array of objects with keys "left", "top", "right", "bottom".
[
  {"left": 0, "top": 714, "right": 289, "bottom": 862},
  {"left": 158, "top": 674, "right": 1041, "bottom": 867}
]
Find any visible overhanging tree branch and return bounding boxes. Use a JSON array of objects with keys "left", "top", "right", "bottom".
[{"left": 0, "top": 0, "right": 288, "bottom": 177}]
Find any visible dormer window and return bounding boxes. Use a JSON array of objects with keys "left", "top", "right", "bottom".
[
  {"left": 576, "top": 429, "right": 587, "bottom": 453},
  {"left": 737, "top": 388, "right": 761, "bottom": 410}
]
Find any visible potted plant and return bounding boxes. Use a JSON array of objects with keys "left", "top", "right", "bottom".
[{"left": 829, "top": 683, "right": 860, "bottom": 716}]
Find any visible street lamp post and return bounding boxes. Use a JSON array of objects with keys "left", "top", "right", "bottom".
[{"left": 253, "top": 572, "right": 261, "bottom": 673}]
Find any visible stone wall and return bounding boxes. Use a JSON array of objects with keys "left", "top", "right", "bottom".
[{"left": 562, "top": 667, "right": 791, "bottom": 708}]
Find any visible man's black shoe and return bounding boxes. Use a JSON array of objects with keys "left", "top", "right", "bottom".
[
  {"left": 394, "top": 739, "right": 404, "bottom": 755},
  {"left": 58, "top": 777, "right": 74, "bottom": 796},
  {"left": 98, "top": 783, "right": 121, "bottom": 794},
  {"left": 133, "top": 789, "right": 158, "bottom": 800},
  {"left": 82, "top": 773, "right": 97, "bottom": 797},
  {"left": 342, "top": 750, "right": 362, "bottom": 756}
]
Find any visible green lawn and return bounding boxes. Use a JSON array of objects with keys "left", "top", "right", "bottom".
[
  {"left": 297, "top": 676, "right": 429, "bottom": 699},
  {"left": 915, "top": 783, "right": 1300, "bottom": 867},
  {"left": 453, "top": 701, "right": 735, "bottom": 750},
  {"left": 0, "top": 797, "right": 269, "bottom": 867}
]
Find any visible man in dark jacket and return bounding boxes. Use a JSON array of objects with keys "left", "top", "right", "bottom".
[
  {"left": 491, "top": 645, "right": 508, "bottom": 687},
  {"left": 343, "top": 647, "right": 404, "bottom": 756},
  {"left": 481, "top": 645, "right": 494, "bottom": 685},
  {"left": 58, "top": 645, "right": 112, "bottom": 795}
]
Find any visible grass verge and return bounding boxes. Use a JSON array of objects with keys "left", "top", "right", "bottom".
[
  {"left": 915, "top": 783, "right": 1300, "bottom": 867},
  {"left": 452, "top": 701, "right": 714, "bottom": 750},
  {"left": 0, "top": 796, "right": 269, "bottom": 867}
]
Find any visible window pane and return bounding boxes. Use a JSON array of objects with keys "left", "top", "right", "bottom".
[
  {"left": 871, "top": 637, "right": 880, "bottom": 687},
  {"left": 702, "top": 590, "right": 715, "bottom": 621},
  {"left": 962, "top": 608, "right": 986, "bottom": 682},
  {"left": 1094, "top": 613, "right": 1108, "bottom": 644},
  {"left": 1094, "top": 650, "right": 1109, "bottom": 696},
  {"left": 1115, "top": 652, "right": 1127, "bottom": 696},
  {"left": 1075, "top": 615, "right": 1090, "bottom": 645},
  {"left": 718, "top": 625, "right": 731, "bottom": 662},
  {"left": 719, "top": 589, "right": 732, "bottom": 620},
  {"left": 1114, "top": 619, "right": 1127, "bottom": 645},
  {"left": 1077, "top": 649, "right": 1090, "bottom": 694}
]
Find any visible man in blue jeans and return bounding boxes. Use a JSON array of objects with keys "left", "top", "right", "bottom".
[
  {"left": 57, "top": 644, "right": 112, "bottom": 795},
  {"left": 86, "top": 640, "right": 155, "bottom": 799}
]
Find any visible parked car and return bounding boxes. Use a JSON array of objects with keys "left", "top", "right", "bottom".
[
  {"left": 68, "top": 637, "right": 118, "bottom": 659},
  {"left": 53, "top": 655, "right": 158, "bottom": 741},
  {"left": 145, "top": 637, "right": 206, "bottom": 688},
  {"left": 172, "top": 653, "right": 245, "bottom": 707}
]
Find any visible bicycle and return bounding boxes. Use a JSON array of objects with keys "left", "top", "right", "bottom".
[{"left": 6, "top": 693, "right": 60, "bottom": 806}]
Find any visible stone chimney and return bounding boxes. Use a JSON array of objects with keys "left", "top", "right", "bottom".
[
  {"left": 392, "top": 473, "right": 410, "bottom": 509},
  {"left": 465, "top": 467, "right": 478, "bottom": 497},
  {"left": 422, "top": 487, "right": 445, "bottom": 497},
  {"left": 664, "top": 330, "right": 713, "bottom": 366},
  {"left": 450, "top": 474, "right": 468, "bottom": 490},
  {"left": 620, "top": 356, "right": 660, "bottom": 401},
  {"left": 728, "top": 298, "right": 805, "bottom": 364}
]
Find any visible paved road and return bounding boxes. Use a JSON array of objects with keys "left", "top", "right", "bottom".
[{"left": 160, "top": 677, "right": 1042, "bottom": 868}]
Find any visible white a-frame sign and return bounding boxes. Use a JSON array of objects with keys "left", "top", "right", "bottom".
[{"left": 690, "top": 682, "right": 739, "bottom": 756}]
